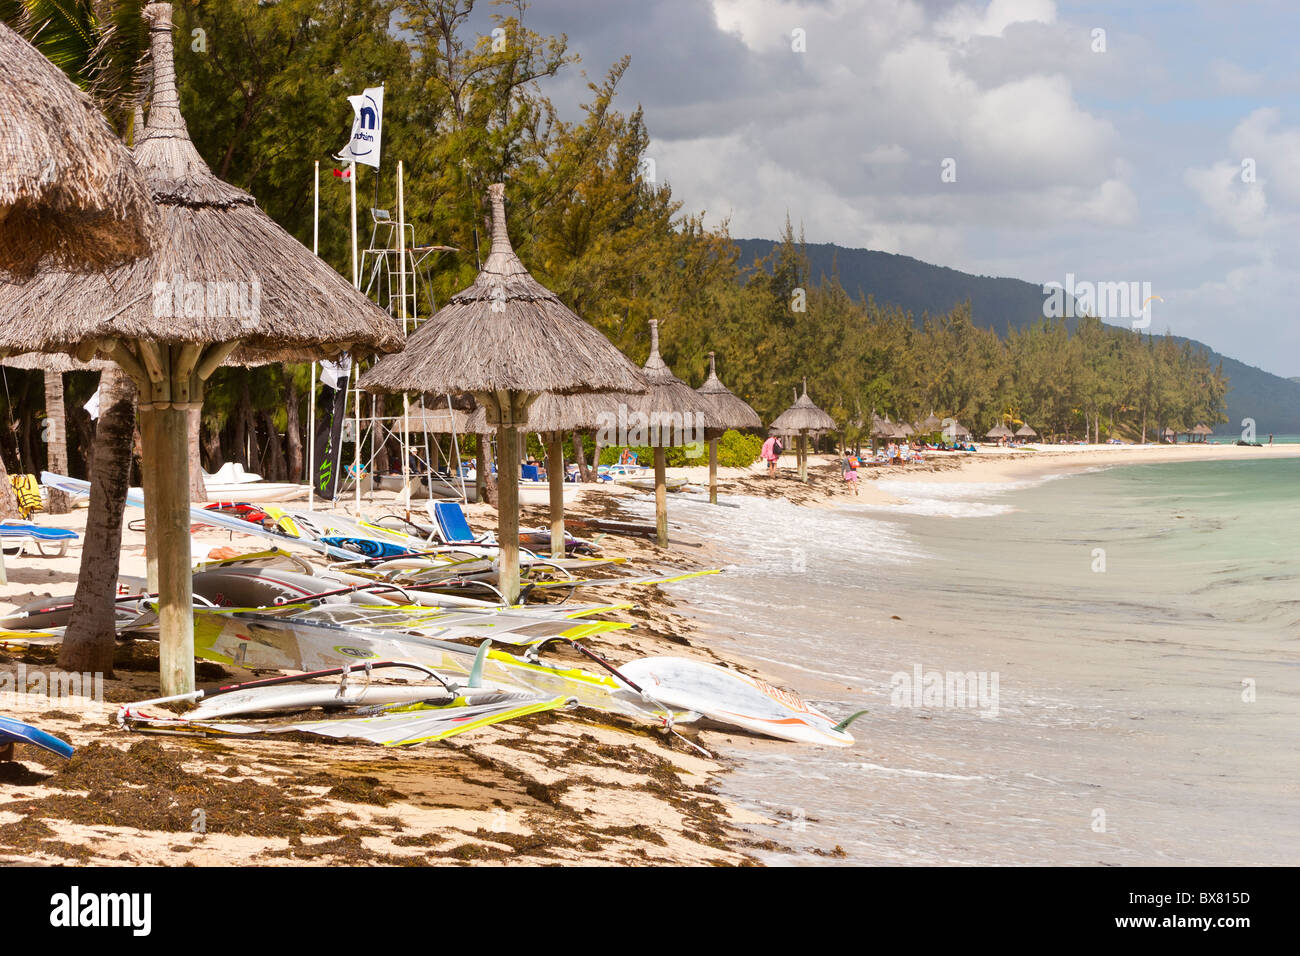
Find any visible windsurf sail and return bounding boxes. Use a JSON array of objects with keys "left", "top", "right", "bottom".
[{"left": 121, "top": 694, "right": 570, "bottom": 747}]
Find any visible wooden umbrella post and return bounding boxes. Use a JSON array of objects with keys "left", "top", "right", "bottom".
[
  {"left": 654, "top": 445, "right": 668, "bottom": 547},
  {"left": 799, "top": 429, "right": 808, "bottom": 482},
  {"left": 547, "top": 430, "right": 565, "bottom": 558},
  {"left": 496, "top": 421, "right": 520, "bottom": 603},
  {"left": 139, "top": 409, "right": 160, "bottom": 592},
  {"left": 708, "top": 435, "right": 719, "bottom": 505}
]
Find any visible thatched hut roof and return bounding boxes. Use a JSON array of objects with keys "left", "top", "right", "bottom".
[
  {"left": 985, "top": 424, "right": 1014, "bottom": 438},
  {"left": 361, "top": 183, "right": 646, "bottom": 397},
  {"left": 1014, "top": 424, "right": 1038, "bottom": 438},
  {"left": 0, "top": 22, "right": 154, "bottom": 280},
  {"left": 696, "top": 351, "right": 760, "bottom": 430},
  {"left": 953, "top": 422, "right": 972, "bottom": 438},
  {"left": 919, "top": 412, "right": 943, "bottom": 431},
  {"left": 0, "top": 3, "right": 402, "bottom": 365},
  {"left": 1191, "top": 423, "right": 1213, "bottom": 436},
  {"left": 770, "top": 379, "right": 836, "bottom": 436}
]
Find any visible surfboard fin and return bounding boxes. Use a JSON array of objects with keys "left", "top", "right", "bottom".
[
  {"left": 468, "top": 638, "right": 491, "bottom": 689},
  {"left": 833, "top": 709, "right": 869, "bottom": 734}
]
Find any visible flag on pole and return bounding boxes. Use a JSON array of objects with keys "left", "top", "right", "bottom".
[
  {"left": 319, "top": 356, "right": 352, "bottom": 390},
  {"left": 335, "top": 86, "right": 383, "bottom": 168}
]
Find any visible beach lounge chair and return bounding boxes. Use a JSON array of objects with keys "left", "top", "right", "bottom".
[
  {"left": 0, "top": 520, "right": 79, "bottom": 558},
  {"left": 429, "top": 500, "right": 487, "bottom": 545}
]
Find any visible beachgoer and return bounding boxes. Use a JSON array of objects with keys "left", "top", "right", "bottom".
[
  {"left": 761, "top": 435, "right": 779, "bottom": 475},
  {"left": 842, "top": 451, "right": 860, "bottom": 495}
]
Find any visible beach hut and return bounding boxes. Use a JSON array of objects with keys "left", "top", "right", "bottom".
[
  {"left": 1190, "top": 424, "right": 1213, "bottom": 443},
  {"left": 985, "top": 424, "right": 1014, "bottom": 441},
  {"left": 770, "top": 379, "right": 837, "bottom": 482},
  {"left": 696, "top": 351, "right": 760, "bottom": 504},
  {"left": 0, "top": 3, "right": 404, "bottom": 695},
  {"left": 1014, "top": 424, "right": 1038, "bottom": 441},
  {"left": 361, "top": 183, "right": 647, "bottom": 594},
  {"left": 0, "top": 23, "right": 154, "bottom": 279}
]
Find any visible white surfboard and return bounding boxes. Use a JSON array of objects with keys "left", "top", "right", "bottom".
[{"left": 617, "top": 657, "right": 859, "bottom": 747}]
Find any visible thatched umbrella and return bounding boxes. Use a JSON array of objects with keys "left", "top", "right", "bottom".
[
  {"left": 601, "top": 319, "right": 718, "bottom": 546},
  {"left": 1014, "top": 424, "right": 1038, "bottom": 440},
  {"left": 0, "top": 23, "right": 154, "bottom": 280},
  {"left": 696, "top": 351, "right": 760, "bottom": 504},
  {"left": 919, "top": 412, "right": 942, "bottom": 433},
  {"left": 985, "top": 424, "right": 1013, "bottom": 440},
  {"left": 0, "top": 3, "right": 403, "bottom": 696},
  {"left": 770, "top": 378, "right": 836, "bottom": 482},
  {"left": 361, "top": 183, "right": 647, "bottom": 597}
]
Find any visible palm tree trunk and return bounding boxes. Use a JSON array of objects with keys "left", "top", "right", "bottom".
[
  {"left": 43, "top": 371, "right": 72, "bottom": 513},
  {"left": 58, "top": 368, "right": 136, "bottom": 675}
]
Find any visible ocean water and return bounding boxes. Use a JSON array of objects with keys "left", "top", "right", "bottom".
[{"left": 655, "top": 458, "right": 1300, "bottom": 865}]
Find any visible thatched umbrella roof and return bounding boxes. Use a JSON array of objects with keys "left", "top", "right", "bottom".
[
  {"left": 609, "top": 319, "right": 718, "bottom": 438},
  {"left": 2, "top": 352, "right": 111, "bottom": 372},
  {"left": 770, "top": 379, "right": 836, "bottom": 436},
  {"left": 361, "top": 183, "right": 646, "bottom": 397},
  {"left": 919, "top": 412, "right": 943, "bottom": 431},
  {"left": 1014, "top": 424, "right": 1038, "bottom": 438},
  {"left": 870, "top": 415, "right": 901, "bottom": 439},
  {"left": 0, "top": 23, "right": 154, "bottom": 280},
  {"left": 953, "top": 422, "right": 972, "bottom": 438},
  {"left": 985, "top": 424, "right": 1014, "bottom": 438},
  {"left": 696, "top": 351, "right": 760, "bottom": 430},
  {"left": 0, "top": 3, "right": 402, "bottom": 365},
  {"left": 897, "top": 421, "right": 915, "bottom": 437},
  {"left": 391, "top": 402, "right": 478, "bottom": 435},
  {"left": 1191, "top": 424, "right": 1213, "bottom": 436}
]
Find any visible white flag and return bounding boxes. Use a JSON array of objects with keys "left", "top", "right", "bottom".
[
  {"left": 335, "top": 86, "right": 383, "bottom": 168},
  {"left": 319, "top": 356, "right": 352, "bottom": 391}
]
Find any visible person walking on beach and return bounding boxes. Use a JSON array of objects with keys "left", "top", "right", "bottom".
[
  {"left": 842, "top": 450, "right": 860, "bottom": 495},
  {"left": 761, "top": 435, "right": 780, "bottom": 476}
]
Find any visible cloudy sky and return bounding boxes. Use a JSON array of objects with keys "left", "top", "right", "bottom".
[{"left": 495, "top": 0, "right": 1300, "bottom": 377}]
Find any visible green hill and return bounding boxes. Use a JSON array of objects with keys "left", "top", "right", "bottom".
[{"left": 735, "top": 239, "right": 1300, "bottom": 435}]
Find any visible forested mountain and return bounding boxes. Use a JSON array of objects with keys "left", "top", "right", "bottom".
[{"left": 736, "top": 239, "right": 1300, "bottom": 435}]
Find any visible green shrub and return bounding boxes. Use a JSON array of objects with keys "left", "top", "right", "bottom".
[{"left": 597, "top": 430, "right": 762, "bottom": 468}]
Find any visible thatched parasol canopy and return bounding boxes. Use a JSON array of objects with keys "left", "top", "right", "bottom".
[
  {"left": 696, "top": 351, "right": 760, "bottom": 430},
  {"left": 695, "top": 350, "right": 758, "bottom": 502},
  {"left": 0, "top": 3, "right": 404, "bottom": 700},
  {"left": 1191, "top": 424, "right": 1213, "bottom": 436},
  {"left": 1014, "top": 424, "right": 1038, "bottom": 438},
  {"left": 0, "top": 23, "right": 154, "bottom": 280},
  {"left": 952, "top": 422, "right": 972, "bottom": 438},
  {"left": 985, "top": 424, "right": 1014, "bottom": 439},
  {"left": 361, "top": 184, "right": 646, "bottom": 397},
  {"left": 0, "top": 4, "right": 401, "bottom": 365},
  {"left": 2, "top": 352, "right": 111, "bottom": 372},
  {"left": 770, "top": 379, "right": 836, "bottom": 436},
  {"left": 361, "top": 181, "right": 648, "bottom": 588},
  {"left": 391, "top": 402, "right": 478, "bottom": 435},
  {"left": 919, "top": 412, "right": 943, "bottom": 431},
  {"left": 870, "top": 415, "right": 901, "bottom": 439}
]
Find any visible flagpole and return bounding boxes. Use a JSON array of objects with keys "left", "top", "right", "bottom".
[
  {"left": 397, "top": 159, "right": 412, "bottom": 520},
  {"left": 308, "top": 160, "right": 319, "bottom": 512},
  {"left": 349, "top": 160, "right": 362, "bottom": 512}
]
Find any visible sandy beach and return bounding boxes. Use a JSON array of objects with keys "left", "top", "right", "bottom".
[{"left": 3, "top": 439, "right": 1296, "bottom": 866}]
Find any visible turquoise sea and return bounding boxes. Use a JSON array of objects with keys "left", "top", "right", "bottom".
[{"left": 660, "top": 456, "right": 1300, "bottom": 864}]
